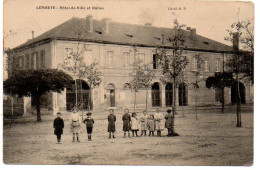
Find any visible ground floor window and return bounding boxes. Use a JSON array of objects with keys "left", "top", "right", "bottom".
[
  {"left": 165, "top": 83, "right": 173, "bottom": 107},
  {"left": 152, "top": 82, "right": 161, "bottom": 107},
  {"left": 179, "top": 83, "right": 188, "bottom": 106},
  {"left": 106, "top": 83, "right": 116, "bottom": 107},
  {"left": 231, "top": 82, "right": 246, "bottom": 104},
  {"left": 66, "top": 79, "right": 92, "bottom": 111}
]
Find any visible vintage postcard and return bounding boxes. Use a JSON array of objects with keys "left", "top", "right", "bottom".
[{"left": 3, "top": 0, "right": 254, "bottom": 165}]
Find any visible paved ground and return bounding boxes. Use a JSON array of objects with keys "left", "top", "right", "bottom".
[{"left": 3, "top": 106, "right": 253, "bottom": 165}]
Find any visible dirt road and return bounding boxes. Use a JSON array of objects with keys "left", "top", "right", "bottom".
[{"left": 3, "top": 110, "right": 253, "bottom": 165}]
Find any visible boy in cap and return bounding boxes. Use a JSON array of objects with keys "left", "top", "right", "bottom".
[
  {"left": 53, "top": 112, "right": 64, "bottom": 144},
  {"left": 83, "top": 112, "right": 95, "bottom": 141}
]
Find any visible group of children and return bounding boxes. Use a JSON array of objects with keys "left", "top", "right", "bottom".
[
  {"left": 110, "top": 108, "right": 173, "bottom": 139},
  {"left": 53, "top": 108, "right": 175, "bottom": 144}
]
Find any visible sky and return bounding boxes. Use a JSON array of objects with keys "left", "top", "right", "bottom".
[{"left": 3, "top": 0, "right": 254, "bottom": 49}]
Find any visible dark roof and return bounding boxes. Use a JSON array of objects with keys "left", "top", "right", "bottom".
[{"left": 13, "top": 17, "right": 233, "bottom": 52}]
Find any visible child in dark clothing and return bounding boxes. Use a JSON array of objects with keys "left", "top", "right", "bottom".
[
  {"left": 53, "top": 112, "right": 64, "bottom": 144},
  {"left": 83, "top": 112, "right": 95, "bottom": 141},
  {"left": 108, "top": 109, "right": 116, "bottom": 139}
]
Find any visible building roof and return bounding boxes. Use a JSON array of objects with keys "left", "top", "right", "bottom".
[{"left": 13, "top": 17, "right": 233, "bottom": 53}]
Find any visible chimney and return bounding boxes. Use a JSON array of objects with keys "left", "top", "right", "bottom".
[
  {"left": 86, "top": 15, "right": 93, "bottom": 33},
  {"left": 233, "top": 32, "right": 239, "bottom": 51},
  {"left": 32, "top": 31, "right": 34, "bottom": 39},
  {"left": 145, "top": 23, "right": 152, "bottom": 27},
  {"left": 101, "top": 17, "right": 112, "bottom": 34},
  {"left": 190, "top": 28, "right": 196, "bottom": 38}
]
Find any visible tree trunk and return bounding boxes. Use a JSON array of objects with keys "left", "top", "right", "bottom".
[
  {"left": 236, "top": 73, "right": 241, "bottom": 127},
  {"left": 171, "top": 78, "right": 176, "bottom": 134},
  {"left": 134, "top": 90, "right": 137, "bottom": 109},
  {"left": 146, "top": 88, "right": 148, "bottom": 111},
  {"left": 36, "top": 95, "right": 41, "bottom": 122},
  {"left": 75, "top": 79, "right": 78, "bottom": 108},
  {"left": 181, "top": 84, "right": 184, "bottom": 118},
  {"left": 221, "top": 86, "right": 225, "bottom": 113},
  {"left": 195, "top": 88, "right": 198, "bottom": 120}
]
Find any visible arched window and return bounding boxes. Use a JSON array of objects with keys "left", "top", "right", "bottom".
[
  {"left": 66, "top": 79, "right": 92, "bottom": 110},
  {"left": 106, "top": 83, "right": 116, "bottom": 107},
  {"left": 152, "top": 82, "right": 161, "bottom": 107},
  {"left": 165, "top": 83, "right": 173, "bottom": 107},
  {"left": 123, "top": 83, "right": 131, "bottom": 90}
]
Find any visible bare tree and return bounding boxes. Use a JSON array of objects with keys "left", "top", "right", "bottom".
[
  {"left": 78, "top": 62, "right": 102, "bottom": 111},
  {"left": 129, "top": 58, "right": 155, "bottom": 110},
  {"left": 190, "top": 54, "right": 205, "bottom": 120},
  {"left": 157, "top": 18, "right": 189, "bottom": 135},
  {"left": 225, "top": 18, "right": 254, "bottom": 127}
]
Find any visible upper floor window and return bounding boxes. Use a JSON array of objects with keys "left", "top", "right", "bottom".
[
  {"left": 204, "top": 58, "right": 209, "bottom": 72},
  {"left": 153, "top": 54, "right": 159, "bottom": 69},
  {"left": 136, "top": 53, "right": 145, "bottom": 63},
  {"left": 192, "top": 57, "right": 198, "bottom": 71},
  {"left": 25, "top": 54, "right": 30, "bottom": 69},
  {"left": 82, "top": 50, "right": 93, "bottom": 66},
  {"left": 107, "top": 51, "right": 114, "bottom": 68},
  {"left": 31, "top": 52, "right": 37, "bottom": 69},
  {"left": 65, "top": 48, "right": 73, "bottom": 58},
  {"left": 18, "top": 56, "right": 24, "bottom": 69},
  {"left": 165, "top": 55, "right": 172, "bottom": 70},
  {"left": 216, "top": 58, "right": 220, "bottom": 72},
  {"left": 123, "top": 52, "right": 130, "bottom": 68},
  {"left": 40, "top": 50, "right": 45, "bottom": 68},
  {"left": 36, "top": 52, "right": 41, "bottom": 69}
]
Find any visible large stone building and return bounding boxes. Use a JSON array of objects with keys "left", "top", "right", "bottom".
[{"left": 6, "top": 15, "right": 253, "bottom": 115}]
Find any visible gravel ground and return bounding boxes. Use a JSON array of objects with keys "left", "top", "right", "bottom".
[{"left": 3, "top": 108, "right": 253, "bottom": 165}]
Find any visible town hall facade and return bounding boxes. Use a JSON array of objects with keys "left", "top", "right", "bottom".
[{"left": 6, "top": 15, "right": 253, "bottom": 115}]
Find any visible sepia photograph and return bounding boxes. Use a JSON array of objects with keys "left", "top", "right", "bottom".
[{"left": 2, "top": 0, "right": 254, "bottom": 166}]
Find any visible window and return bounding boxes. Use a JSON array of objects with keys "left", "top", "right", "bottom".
[
  {"left": 153, "top": 54, "right": 159, "bottom": 69},
  {"left": 82, "top": 50, "right": 93, "bottom": 66},
  {"left": 18, "top": 56, "right": 24, "bottom": 69},
  {"left": 65, "top": 48, "right": 73, "bottom": 57},
  {"left": 25, "top": 54, "right": 30, "bottom": 68},
  {"left": 36, "top": 52, "right": 40, "bottom": 69},
  {"left": 193, "top": 57, "right": 198, "bottom": 71},
  {"left": 107, "top": 51, "right": 114, "bottom": 68},
  {"left": 215, "top": 88, "right": 223, "bottom": 102},
  {"left": 40, "top": 50, "right": 45, "bottom": 68},
  {"left": 31, "top": 53, "right": 36, "bottom": 69},
  {"left": 166, "top": 55, "right": 173, "bottom": 70},
  {"left": 123, "top": 83, "right": 131, "bottom": 90},
  {"left": 137, "top": 53, "right": 145, "bottom": 63},
  {"left": 123, "top": 52, "right": 130, "bottom": 68},
  {"left": 216, "top": 58, "right": 220, "bottom": 72},
  {"left": 204, "top": 58, "right": 209, "bottom": 72}
]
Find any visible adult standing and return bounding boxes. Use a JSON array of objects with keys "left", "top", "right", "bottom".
[
  {"left": 154, "top": 108, "right": 165, "bottom": 137},
  {"left": 122, "top": 109, "right": 131, "bottom": 138},
  {"left": 108, "top": 109, "right": 116, "bottom": 139},
  {"left": 70, "top": 107, "right": 82, "bottom": 142}
]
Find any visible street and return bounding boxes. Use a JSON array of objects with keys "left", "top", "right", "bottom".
[{"left": 3, "top": 107, "right": 253, "bottom": 165}]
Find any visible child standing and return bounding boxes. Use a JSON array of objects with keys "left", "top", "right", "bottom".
[
  {"left": 108, "top": 109, "right": 116, "bottom": 139},
  {"left": 147, "top": 114, "right": 155, "bottom": 136},
  {"left": 83, "top": 112, "right": 95, "bottom": 141},
  {"left": 53, "top": 112, "right": 64, "bottom": 144},
  {"left": 131, "top": 112, "right": 139, "bottom": 137},
  {"left": 165, "top": 109, "right": 173, "bottom": 136},
  {"left": 70, "top": 107, "right": 82, "bottom": 142},
  {"left": 140, "top": 110, "right": 148, "bottom": 136},
  {"left": 122, "top": 109, "right": 131, "bottom": 138},
  {"left": 154, "top": 108, "right": 164, "bottom": 137}
]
